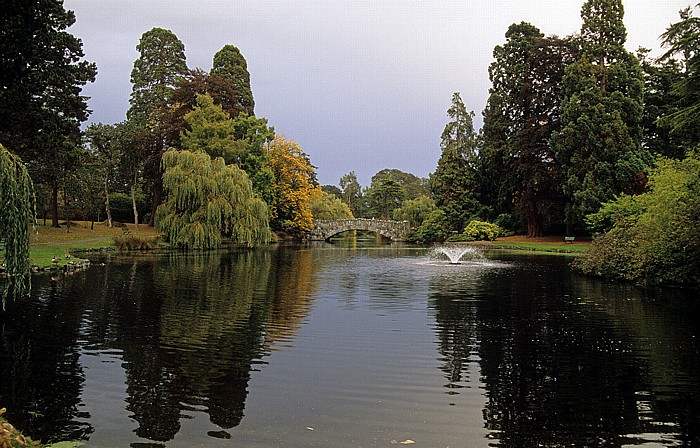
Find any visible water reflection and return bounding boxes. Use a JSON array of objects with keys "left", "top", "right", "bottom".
[
  {"left": 1, "top": 247, "right": 699, "bottom": 447},
  {"left": 428, "top": 253, "right": 700, "bottom": 447},
  {"left": 0, "top": 247, "right": 319, "bottom": 444}
]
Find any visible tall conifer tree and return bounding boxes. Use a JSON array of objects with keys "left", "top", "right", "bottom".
[
  {"left": 431, "top": 92, "right": 481, "bottom": 232},
  {"left": 552, "top": 0, "right": 649, "bottom": 232}
]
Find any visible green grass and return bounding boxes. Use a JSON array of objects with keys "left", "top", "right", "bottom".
[{"left": 490, "top": 241, "right": 589, "bottom": 254}]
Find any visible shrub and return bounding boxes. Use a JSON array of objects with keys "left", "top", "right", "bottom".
[
  {"left": 114, "top": 233, "right": 158, "bottom": 251},
  {"left": 462, "top": 220, "right": 502, "bottom": 241},
  {"left": 574, "top": 153, "right": 700, "bottom": 286},
  {"left": 416, "top": 209, "right": 451, "bottom": 243}
]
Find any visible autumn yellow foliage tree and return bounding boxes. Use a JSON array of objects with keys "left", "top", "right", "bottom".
[{"left": 268, "top": 135, "right": 322, "bottom": 232}]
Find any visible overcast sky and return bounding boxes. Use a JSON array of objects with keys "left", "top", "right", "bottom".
[{"left": 65, "top": 0, "right": 690, "bottom": 187}]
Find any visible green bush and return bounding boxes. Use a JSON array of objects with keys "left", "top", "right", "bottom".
[
  {"left": 574, "top": 153, "right": 700, "bottom": 286},
  {"left": 114, "top": 232, "right": 158, "bottom": 251},
  {"left": 462, "top": 220, "right": 502, "bottom": 241},
  {"left": 416, "top": 209, "right": 451, "bottom": 243}
]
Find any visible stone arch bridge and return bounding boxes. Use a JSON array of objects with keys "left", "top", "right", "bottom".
[{"left": 309, "top": 218, "right": 412, "bottom": 241}]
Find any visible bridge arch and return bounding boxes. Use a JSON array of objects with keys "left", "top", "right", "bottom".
[{"left": 309, "top": 219, "right": 412, "bottom": 242}]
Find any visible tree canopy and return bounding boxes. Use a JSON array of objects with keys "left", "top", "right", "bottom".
[
  {"left": 431, "top": 92, "right": 481, "bottom": 231},
  {"left": 155, "top": 149, "right": 270, "bottom": 249}
]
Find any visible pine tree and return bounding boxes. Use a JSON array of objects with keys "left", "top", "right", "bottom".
[{"left": 211, "top": 45, "right": 255, "bottom": 116}]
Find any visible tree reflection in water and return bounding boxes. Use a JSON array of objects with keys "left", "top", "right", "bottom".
[
  {"left": 430, "top": 254, "right": 700, "bottom": 447},
  {"left": 0, "top": 247, "right": 319, "bottom": 444}
]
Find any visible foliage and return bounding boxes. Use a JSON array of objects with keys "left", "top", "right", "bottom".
[
  {"left": 179, "top": 94, "right": 276, "bottom": 204},
  {"left": 659, "top": 5, "right": 700, "bottom": 151},
  {"left": 321, "top": 184, "right": 342, "bottom": 199},
  {"left": 637, "top": 49, "right": 684, "bottom": 158},
  {"left": 461, "top": 220, "right": 502, "bottom": 241},
  {"left": 393, "top": 195, "right": 436, "bottom": 228},
  {"left": 365, "top": 177, "right": 406, "bottom": 220},
  {"left": 108, "top": 193, "right": 146, "bottom": 224},
  {"left": 0, "top": 408, "right": 41, "bottom": 448},
  {"left": 552, "top": 0, "right": 649, "bottom": 231},
  {"left": 1, "top": 145, "right": 36, "bottom": 306},
  {"left": 574, "top": 153, "right": 700, "bottom": 285},
  {"left": 415, "top": 209, "right": 451, "bottom": 243},
  {"left": 85, "top": 123, "right": 122, "bottom": 227},
  {"left": 268, "top": 136, "right": 321, "bottom": 232},
  {"left": 211, "top": 45, "right": 255, "bottom": 116},
  {"left": 114, "top": 232, "right": 158, "bottom": 251},
  {"left": 309, "top": 191, "right": 353, "bottom": 220},
  {"left": 481, "top": 23, "right": 577, "bottom": 236},
  {"left": 339, "top": 171, "right": 363, "bottom": 217},
  {"left": 431, "top": 92, "right": 482, "bottom": 231},
  {"left": 370, "top": 169, "right": 429, "bottom": 201},
  {"left": 128, "top": 27, "right": 187, "bottom": 125},
  {"left": 0, "top": 0, "right": 96, "bottom": 228},
  {"left": 155, "top": 149, "right": 271, "bottom": 249}
]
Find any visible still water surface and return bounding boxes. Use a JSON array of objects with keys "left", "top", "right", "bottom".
[{"left": 1, "top": 243, "right": 699, "bottom": 447}]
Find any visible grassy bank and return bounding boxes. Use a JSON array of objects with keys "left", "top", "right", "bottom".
[
  {"left": 27, "top": 221, "right": 158, "bottom": 269},
  {"left": 486, "top": 235, "right": 591, "bottom": 255}
]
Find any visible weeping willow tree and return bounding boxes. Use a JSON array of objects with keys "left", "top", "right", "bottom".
[
  {"left": 0, "top": 144, "right": 36, "bottom": 306},
  {"left": 155, "top": 149, "right": 271, "bottom": 249}
]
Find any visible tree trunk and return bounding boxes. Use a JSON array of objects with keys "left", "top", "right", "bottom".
[
  {"left": 131, "top": 171, "right": 139, "bottom": 231},
  {"left": 51, "top": 184, "right": 59, "bottom": 228},
  {"left": 148, "top": 173, "right": 162, "bottom": 227},
  {"left": 104, "top": 173, "right": 113, "bottom": 228},
  {"left": 525, "top": 201, "right": 543, "bottom": 238}
]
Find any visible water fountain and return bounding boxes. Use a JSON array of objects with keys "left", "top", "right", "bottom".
[{"left": 430, "top": 245, "right": 485, "bottom": 264}]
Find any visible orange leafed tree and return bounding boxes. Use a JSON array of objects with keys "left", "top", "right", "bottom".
[{"left": 268, "top": 135, "right": 322, "bottom": 232}]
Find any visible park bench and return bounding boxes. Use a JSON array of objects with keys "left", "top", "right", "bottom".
[{"left": 564, "top": 236, "right": 575, "bottom": 244}]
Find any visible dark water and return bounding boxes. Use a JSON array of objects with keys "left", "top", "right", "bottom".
[{"left": 1, "top": 244, "right": 699, "bottom": 447}]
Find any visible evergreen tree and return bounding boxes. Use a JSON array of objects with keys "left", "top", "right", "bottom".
[
  {"left": 659, "top": 5, "right": 700, "bottom": 152},
  {"left": 0, "top": 0, "right": 96, "bottom": 227},
  {"left": 211, "top": 45, "right": 255, "bottom": 116},
  {"left": 431, "top": 92, "right": 481, "bottom": 232},
  {"left": 128, "top": 27, "right": 188, "bottom": 225},
  {"left": 552, "top": 0, "right": 649, "bottom": 232},
  {"left": 481, "top": 23, "right": 576, "bottom": 236}
]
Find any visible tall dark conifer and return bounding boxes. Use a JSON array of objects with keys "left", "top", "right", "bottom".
[
  {"left": 0, "top": 0, "right": 96, "bottom": 227},
  {"left": 211, "top": 45, "right": 255, "bottom": 116},
  {"left": 552, "top": 0, "right": 649, "bottom": 232}
]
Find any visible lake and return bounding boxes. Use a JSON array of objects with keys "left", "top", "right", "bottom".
[{"left": 1, "top": 242, "right": 699, "bottom": 447}]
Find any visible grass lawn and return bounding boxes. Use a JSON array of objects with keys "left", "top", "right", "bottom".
[
  {"left": 487, "top": 235, "right": 590, "bottom": 254},
  {"left": 26, "top": 221, "right": 158, "bottom": 268}
]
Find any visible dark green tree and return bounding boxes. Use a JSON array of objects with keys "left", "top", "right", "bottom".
[
  {"left": 365, "top": 178, "right": 406, "bottom": 220},
  {"left": 659, "top": 5, "right": 700, "bottom": 152},
  {"left": 431, "top": 92, "right": 481, "bottom": 232},
  {"left": 637, "top": 49, "right": 684, "bottom": 158},
  {"left": 339, "top": 171, "right": 363, "bottom": 217},
  {"left": 481, "top": 23, "right": 577, "bottom": 236},
  {"left": 128, "top": 27, "right": 188, "bottom": 225},
  {"left": 211, "top": 45, "right": 255, "bottom": 116},
  {"left": 0, "top": 0, "right": 96, "bottom": 228},
  {"left": 370, "top": 169, "right": 430, "bottom": 201},
  {"left": 86, "top": 123, "right": 121, "bottom": 227},
  {"left": 552, "top": 0, "right": 649, "bottom": 232},
  {"left": 161, "top": 68, "right": 255, "bottom": 149},
  {"left": 128, "top": 27, "right": 188, "bottom": 125}
]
